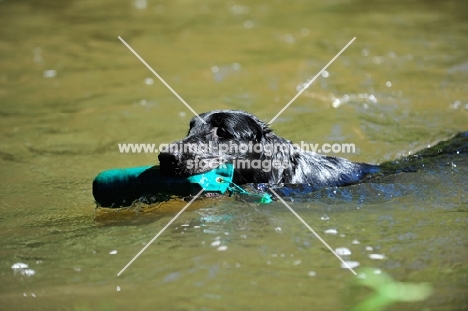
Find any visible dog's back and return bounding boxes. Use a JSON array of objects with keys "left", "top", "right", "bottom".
[{"left": 159, "top": 110, "right": 467, "bottom": 189}]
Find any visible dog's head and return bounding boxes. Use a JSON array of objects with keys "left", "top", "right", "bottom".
[
  {"left": 158, "top": 110, "right": 277, "bottom": 180},
  {"left": 157, "top": 109, "right": 372, "bottom": 186}
]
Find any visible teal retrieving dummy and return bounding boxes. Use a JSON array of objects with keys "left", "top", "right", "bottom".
[{"left": 93, "top": 164, "right": 235, "bottom": 207}]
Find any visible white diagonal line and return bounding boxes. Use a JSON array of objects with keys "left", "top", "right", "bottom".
[
  {"left": 269, "top": 189, "right": 357, "bottom": 275},
  {"left": 118, "top": 36, "right": 206, "bottom": 124},
  {"left": 268, "top": 37, "right": 356, "bottom": 125},
  {"left": 117, "top": 188, "right": 204, "bottom": 276}
]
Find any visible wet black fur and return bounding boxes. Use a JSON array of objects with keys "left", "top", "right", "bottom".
[{"left": 158, "top": 110, "right": 379, "bottom": 187}]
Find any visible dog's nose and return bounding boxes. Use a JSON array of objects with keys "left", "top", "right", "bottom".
[
  {"left": 158, "top": 152, "right": 178, "bottom": 164},
  {"left": 158, "top": 152, "right": 179, "bottom": 176}
]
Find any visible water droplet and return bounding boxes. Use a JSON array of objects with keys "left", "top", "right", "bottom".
[
  {"left": 335, "top": 247, "right": 351, "bottom": 256},
  {"left": 43, "top": 70, "right": 56, "bottom": 78},
  {"left": 134, "top": 0, "right": 147, "bottom": 9},
  {"left": 21, "top": 269, "right": 35, "bottom": 277},
  {"left": 451, "top": 100, "right": 461, "bottom": 109},
  {"left": 369, "top": 253, "right": 386, "bottom": 260},
  {"left": 11, "top": 263, "right": 28, "bottom": 269},
  {"left": 243, "top": 20, "right": 254, "bottom": 29},
  {"left": 324, "top": 228, "right": 338, "bottom": 235},
  {"left": 211, "top": 240, "right": 221, "bottom": 247},
  {"left": 144, "top": 77, "right": 154, "bottom": 85},
  {"left": 231, "top": 4, "right": 250, "bottom": 15},
  {"left": 332, "top": 98, "right": 341, "bottom": 108},
  {"left": 341, "top": 261, "right": 360, "bottom": 269},
  {"left": 284, "top": 34, "right": 295, "bottom": 44}
]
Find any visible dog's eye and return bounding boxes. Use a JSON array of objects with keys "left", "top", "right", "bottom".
[{"left": 216, "top": 127, "right": 228, "bottom": 138}]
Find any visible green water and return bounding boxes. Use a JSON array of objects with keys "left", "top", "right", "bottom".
[{"left": 0, "top": 0, "right": 467, "bottom": 310}]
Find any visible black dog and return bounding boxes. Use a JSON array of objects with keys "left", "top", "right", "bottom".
[{"left": 158, "top": 110, "right": 379, "bottom": 188}]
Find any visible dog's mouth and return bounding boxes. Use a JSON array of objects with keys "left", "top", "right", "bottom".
[{"left": 158, "top": 152, "right": 224, "bottom": 176}]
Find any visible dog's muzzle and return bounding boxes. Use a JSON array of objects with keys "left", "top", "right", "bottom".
[{"left": 158, "top": 152, "right": 180, "bottom": 175}]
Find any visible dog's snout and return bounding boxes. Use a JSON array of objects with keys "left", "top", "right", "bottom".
[
  {"left": 160, "top": 143, "right": 181, "bottom": 156},
  {"left": 158, "top": 151, "right": 178, "bottom": 164},
  {"left": 158, "top": 151, "right": 180, "bottom": 176}
]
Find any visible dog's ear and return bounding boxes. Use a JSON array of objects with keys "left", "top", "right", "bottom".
[
  {"left": 208, "top": 113, "right": 262, "bottom": 141},
  {"left": 235, "top": 114, "right": 272, "bottom": 142},
  {"left": 187, "top": 113, "right": 207, "bottom": 136}
]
